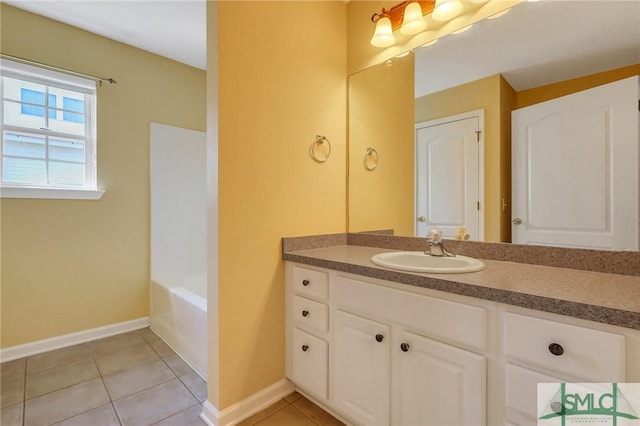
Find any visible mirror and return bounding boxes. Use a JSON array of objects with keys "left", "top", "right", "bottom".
[{"left": 348, "top": 0, "right": 640, "bottom": 251}]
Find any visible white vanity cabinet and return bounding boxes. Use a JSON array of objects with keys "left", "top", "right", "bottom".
[
  {"left": 286, "top": 262, "right": 492, "bottom": 426},
  {"left": 285, "top": 261, "right": 640, "bottom": 426}
]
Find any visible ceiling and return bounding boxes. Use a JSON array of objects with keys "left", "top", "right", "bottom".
[
  {"left": 414, "top": 0, "right": 640, "bottom": 97},
  {"left": 4, "top": 1, "right": 639, "bottom": 95},
  {"left": 4, "top": 0, "right": 207, "bottom": 70}
]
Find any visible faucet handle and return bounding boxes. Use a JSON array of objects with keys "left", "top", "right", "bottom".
[{"left": 428, "top": 229, "right": 443, "bottom": 241}]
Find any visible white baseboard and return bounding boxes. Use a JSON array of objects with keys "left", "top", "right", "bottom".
[
  {"left": 200, "top": 378, "right": 295, "bottom": 426},
  {"left": 0, "top": 317, "right": 149, "bottom": 362}
]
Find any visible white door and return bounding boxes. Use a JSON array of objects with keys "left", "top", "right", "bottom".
[
  {"left": 333, "top": 310, "right": 390, "bottom": 426},
  {"left": 416, "top": 112, "right": 482, "bottom": 240},
  {"left": 392, "top": 331, "right": 486, "bottom": 426},
  {"left": 512, "top": 76, "right": 639, "bottom": 250}
]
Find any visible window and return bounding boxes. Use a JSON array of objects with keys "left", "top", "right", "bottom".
[{"left": 0, "top": 59, "right": 103, "bottom": 199}]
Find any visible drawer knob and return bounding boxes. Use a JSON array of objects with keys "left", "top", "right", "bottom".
[
  {"left": 302, "top": 280, "right": 310, "bottom": 286},
  {"left": 548, "top": 343, "right": 564, "bottom": 356},
  {"left": 400, "top": 343, "right": 410, "bottom": 352},
  {"left": 301, "top": 344, "right": 309, "bottom": 352},
  {"left": 375, "top": 334, "right": 384, "bottom": 342},
  {"left": 302, "top": 310, "right": 309, "bottom": 317}
]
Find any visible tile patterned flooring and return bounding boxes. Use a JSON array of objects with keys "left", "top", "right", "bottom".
[{"left": 0, "top": 328, "right": 344, "bottom": 426}]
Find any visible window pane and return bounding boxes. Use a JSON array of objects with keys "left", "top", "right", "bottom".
[
  {"left": 62, "top": 111, "right": 84, "bottom": 124},
  {"left": 49, "top": 161, "right": 84, "bottom": 186},
  {"left": 3, "top": 100, "right": 46, "bottom": 129},
  {"left": 3, "top": 157, "right": 46, "bottom": 184},
  {"left": 48, "top": 115, "right": 84, "bottom": 135},
  {"left": 2, "top": 77, "right": 45, "bottom": 102},
  {"left": 3, "top": 132, "right": 46, "bottom": 159},
  {"left": 62, "top": 96, "right": 84, "bottom": 113},
  {"left": 49, "top": 138, "right": 84, "bottom": 162}
]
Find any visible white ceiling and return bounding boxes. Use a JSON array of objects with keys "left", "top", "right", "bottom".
[
  {"left": 4, "top": 0, "right": 207, "bottom": 70},
  {"left": 4, "top": 0, "right": 639, "bottom": 95},
  {"left": 415, "top": 0, "right": 640, "bottom": 97}
]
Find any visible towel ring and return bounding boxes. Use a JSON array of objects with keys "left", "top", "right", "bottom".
[
  {"left": 310, "top": 135, "right": 331, "bottom": 163},
  {"left": 364, "top": 147, "right": 378, "bottom": 171}
]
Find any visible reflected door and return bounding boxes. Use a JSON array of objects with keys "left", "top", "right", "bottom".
[
  {"left": 512, "top": 76, "right": 639, "bottom": 250},
  {"left": 415, "top": 113, "right": 482, "bottom": 239}
]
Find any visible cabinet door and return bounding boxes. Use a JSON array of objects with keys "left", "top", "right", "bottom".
[
  {"left": 393, "top": 331, "right": 486, "bottom": 426},
  {"left": 333, "top": 310, "right": 390, "bottom": 426}
]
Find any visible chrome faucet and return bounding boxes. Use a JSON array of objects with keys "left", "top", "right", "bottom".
[{"left": 425, "top": 229, "right": 455, "bottom": 257}]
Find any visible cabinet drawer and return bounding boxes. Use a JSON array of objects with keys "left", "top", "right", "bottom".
[
  {"left": 335, "top": 276, "right": 487, "bottom": 350},
  {"left": 291, "top": 328, "right": 328, "bottom": 399},
  {"left": 504, "top": 312, "right": 625, "bottom": 381},
  {"left": 292, "top": 295, "right": 329, "bottom": 332},
  {"left": 505, "top": 363, "right": 565, "bottom": 426},
  {"left": 292, "top": 265, "right": 328, "bottom": 301}
]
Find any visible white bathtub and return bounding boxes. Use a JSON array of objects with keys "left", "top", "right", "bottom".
[{"left": 150, "top": 277, "right": 207, "bottom": 379}]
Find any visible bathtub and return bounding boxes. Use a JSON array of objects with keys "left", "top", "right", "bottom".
[{"left": 150, "top": 277, "right": 207, "bottom": 379}]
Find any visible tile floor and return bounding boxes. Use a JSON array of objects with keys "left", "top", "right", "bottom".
[{"left": 0, "top": 328, "right": 344, "bottom": 426}]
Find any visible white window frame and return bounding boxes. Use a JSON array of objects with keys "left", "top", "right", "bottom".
[{"left": 0, "top": 59, "right": 104, "bottom": 200}]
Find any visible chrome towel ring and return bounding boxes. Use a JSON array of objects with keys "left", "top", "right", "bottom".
[
  {"left": 310, "top": 134, "right": 332, "bottom": 163},
  {"left": 364, "top": 147, "right": 378, "bottom": 171}
]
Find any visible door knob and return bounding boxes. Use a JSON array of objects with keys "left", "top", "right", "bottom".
[
  {"left": 417, "top": 216, "right": 426, "bottom": 222},
  {"left": 512, "top": 218, "right": 522, "bottom": 225}
]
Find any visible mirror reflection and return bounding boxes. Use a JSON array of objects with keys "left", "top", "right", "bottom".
[{"left": 348, "top": 0, "right": 640, "bottom": 251}]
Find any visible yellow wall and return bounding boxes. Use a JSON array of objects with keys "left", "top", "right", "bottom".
[
  {"left": 516, "top": 64, "right": 640, "bottom": 109},
  {"left": 0, "top": 5, "right": 206, "bottom": 348},
  {"left": 348, "top": 54, "right": 415, "bottom": 235},
  {"left": 414, "top": 74, "right": 511, "bottom": 242},
  {"left": 499, "top": 76, "right": 517, "bottom": 242},
  {"left": 216, "top": 1, "right": 347, "bottom": 409}
]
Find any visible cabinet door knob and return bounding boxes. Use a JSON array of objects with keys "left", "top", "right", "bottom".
[
  {"left": 548, "top": 343, "right": 564, "bottom": 356},
  {"left": 302, "top": 310, "right": 309, "bottom": 317},
  {"left": 375, "top": 334, "right": 384, "bottom": 342},
  {"left": 400, "top": 343, "right": 410, "bottom": 352},
  {"left": 301, "top": 344, "right": 309, "bottom": 352},
  {"left": 302, "top": 280, "right": 310, "bottom": 286}
]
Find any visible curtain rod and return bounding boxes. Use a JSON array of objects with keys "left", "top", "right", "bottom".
[{"left": 1, "top": 53, "right": 117, "bottom": 85}]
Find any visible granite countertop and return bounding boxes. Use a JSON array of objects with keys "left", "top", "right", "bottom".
[{"left": 283, "top": 243, "right": 640, "bottom": 330}]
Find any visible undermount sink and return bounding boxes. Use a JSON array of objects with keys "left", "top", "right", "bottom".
[{"left": 371, "top": 251, "right": 485, "bottom": 274}]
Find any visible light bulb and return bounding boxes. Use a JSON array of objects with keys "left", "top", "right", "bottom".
[
  {"left": 370, "top": 16, "right": 395, "bottom": 47},
  {"left": 432, "top": 0, "right": 463, "bottom": 21},
  {"left": 400, "top": 2, "right": 427, "bottom": 35}
]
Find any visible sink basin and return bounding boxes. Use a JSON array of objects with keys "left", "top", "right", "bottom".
[{"left": 371, "top": 251, "right": 485, "bottom": 273}]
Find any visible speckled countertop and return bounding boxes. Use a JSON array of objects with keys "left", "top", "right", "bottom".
[{"left": 282, "top": 236, "right": 640, "bottom": 330}]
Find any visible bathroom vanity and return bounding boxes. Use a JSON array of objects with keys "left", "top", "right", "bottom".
[{"left": 282, "top": 234, "right": 640, "bottom": 426}]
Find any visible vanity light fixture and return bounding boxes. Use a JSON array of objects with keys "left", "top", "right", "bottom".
[
  {"left": 369, "top": 0, "right": 517, "bottom": 48},
  {"left": 370, "top": 1, "right": 434, "bottom": 47}
]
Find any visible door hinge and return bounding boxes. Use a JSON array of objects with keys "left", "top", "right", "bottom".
[
  {"left": 638, "top": 99, "right": 640, "bottom": 111},
  {"left": 475, "top": 130, "right": 481, "bottom": 142},
  {"left": 477, "top": 201, "right": 480, "bottom": 210}
]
